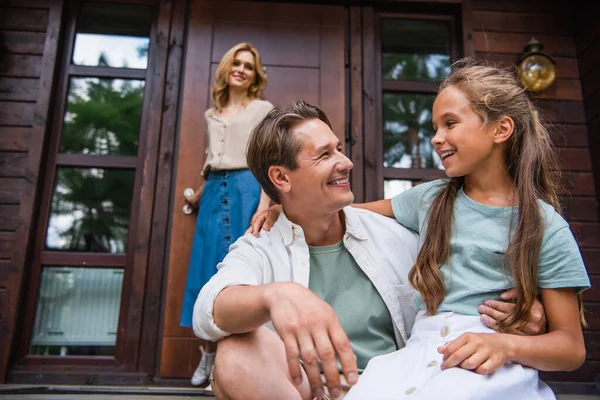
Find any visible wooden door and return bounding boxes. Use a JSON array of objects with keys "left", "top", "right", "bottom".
[{"left": 159, "top": 0, "right": 346, "bottom": 379}]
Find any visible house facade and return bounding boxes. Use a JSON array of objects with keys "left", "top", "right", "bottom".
[{"left": 1, "top": 0, "right": 599, "bottom": 394}]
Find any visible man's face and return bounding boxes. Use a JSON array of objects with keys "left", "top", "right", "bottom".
[{"left": 285, "top": 118, "right": 354, "bottom": 213}]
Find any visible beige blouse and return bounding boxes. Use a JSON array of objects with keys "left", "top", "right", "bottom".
[{"left": 202, "top": 99, "right": 274, "bottom": 176}]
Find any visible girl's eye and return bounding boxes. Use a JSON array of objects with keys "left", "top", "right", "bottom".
[{"left": 447, "top": 121, "right": 456, "bottom": 128}]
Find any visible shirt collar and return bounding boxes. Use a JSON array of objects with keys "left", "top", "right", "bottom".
[{"left": 274, "top": 206, "right": 368, "bottom": 247}]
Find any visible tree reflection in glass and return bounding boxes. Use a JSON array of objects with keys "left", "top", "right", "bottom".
[
  {"left": 60, "top": 70, "right": 144, "bottom": 156},
  {"left": 382, "top": 93, "right": 443, "bottom": 170},
  {"left": 45, "top": 168, "right": 134, "bottom": 253}
]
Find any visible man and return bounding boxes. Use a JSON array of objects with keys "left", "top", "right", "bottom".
[{"left": 193, "top": 101, "right": 545, "bottom": 400}]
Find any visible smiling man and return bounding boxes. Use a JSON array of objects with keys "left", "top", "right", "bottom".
[{"left": 192, "top": 101, "right": 545, "bottom": 400}]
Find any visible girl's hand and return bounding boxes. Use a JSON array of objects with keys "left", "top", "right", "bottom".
[
  {"left": 247, "top": 204, "right": 282, "bottom": 236},
  {"left": 184, "top": 184, "right": 204, "bottom": 209},
  {"left": 479, "top": 289, "right": 547, "bottom": 335},
  {"left": 438, "top": 332, "right": 515, "bottom": 375}
]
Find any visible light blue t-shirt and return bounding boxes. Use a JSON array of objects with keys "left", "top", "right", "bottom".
[{"left": 391, "top": 180, "right": 591, "bottom": 315}]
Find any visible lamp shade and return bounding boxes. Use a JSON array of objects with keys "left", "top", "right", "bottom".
[{"left": 518, "top": 38, "right": 556, "bottom": 92}]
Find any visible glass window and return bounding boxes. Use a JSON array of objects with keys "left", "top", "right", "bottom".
[
  {"left": 45, "top": 168, "right": 135, "bottom": 253},
  {"left": 60, "top": 77, "right": 144, "bottom": 156},
  {"left": 384, "top": 179, "right": 416, "bottom": 199},
  {"left": 72, "top": 2, "right": 151, "bottom": 69},
  {"left": 382, "top": 93, "right": 443, "bottom": 169},
  {"left": 381, "top": 19, "right": 451, "bottom": 82},
  {"left": 30, "top": 267, "right": 124, "bottom": 356}
]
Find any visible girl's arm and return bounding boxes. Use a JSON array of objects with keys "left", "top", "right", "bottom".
[
  {"left": 351, "top": 199, "right": 395, "bottom": 218},
  {"left": 439, "top": 287, "right": 585, "bottom": 373}
]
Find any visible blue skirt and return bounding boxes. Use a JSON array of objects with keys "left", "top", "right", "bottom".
[{"left": 180, "top": 169, "right": 261, "bottom": 327}]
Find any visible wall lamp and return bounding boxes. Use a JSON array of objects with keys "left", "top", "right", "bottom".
[{"left": 518, "top": 38, "right": 556, "bottom": 92}]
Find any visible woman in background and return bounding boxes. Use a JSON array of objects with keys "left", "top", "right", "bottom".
[{"left": 180, "top": 42, "right": 274, "bottom": 387}]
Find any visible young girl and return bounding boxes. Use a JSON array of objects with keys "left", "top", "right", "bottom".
[
  {"left": 344, "top": 58, "right": 590, "bottom": 399},
  {"left": 180, "top": 42, "right": 273, "bottom": 386}
]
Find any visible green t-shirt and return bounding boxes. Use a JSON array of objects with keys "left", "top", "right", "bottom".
[
  {"left": 308, "top": 240, "right": 397, "bottom": 371},
  {"left": 391, "top": 180, "right": 591, "bottom": 315}
]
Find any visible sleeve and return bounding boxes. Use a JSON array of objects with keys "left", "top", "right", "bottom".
[
  {"left": 390, "top": 180, "right": 442, "bottom": 232},
  {"left": 538, "top": 226, "right": 591, "bottom": 293},
  {"left": 192, "top": 235, "right": 266, "bottom": 341},
  {"left": 201, "top": 112, "right": 212, "bottom": 177}
]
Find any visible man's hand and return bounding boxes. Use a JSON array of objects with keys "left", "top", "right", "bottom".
[
  {"left": 264, "top": 282, "right": 358, "bottom": 398},
  {"left": 478, "top": 289, "right": 547, "bottom": 335}
]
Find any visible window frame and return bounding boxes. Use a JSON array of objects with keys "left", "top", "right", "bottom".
[{"left": 17, "top": 0, "right": 159, "bottom": 368}]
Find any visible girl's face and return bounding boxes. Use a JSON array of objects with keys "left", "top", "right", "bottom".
[
  {"left": 431, "top": 86, "right": 497, "bottom": 178},
  {"left": 228, "top": 50, "right": 256, "bottom": 92}
]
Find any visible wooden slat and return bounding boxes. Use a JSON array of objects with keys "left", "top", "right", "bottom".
[
  {"left": 558, "top": 148, "right": 592, "bottom": 172},
  {"left": 552, "top": 124, "right": 588, "bottom": 148},
  {"left": 350, "top": 7, "right": 364, "bottom": 202},
  {"left": 584, "top": 91, "right": 600, "bottom": 127},
  {"left": 319, "top": 25, "right": 345, "bottom": 147},
  {"left": 0, "top": 77, "right": 39, "bottom": 102},
  {"left": 0, "top": 260, "right": 17, "bottom": 287},
  {"left": 0, "top": 8, "right": 49, "bottom": 32},
  {"left": 0, "top": 127, "right": 30, "bottom": 151},
  {"left": 582, "top": 303, "right": 600, "bottom": 331},
  {"left": 0, "top": 101, "right": 35, "bottom": 125},
  {"left": 472, "top": 0, "right": 570, "bottom": 14},
  {"left": 577, "top": 33, "right": 600, "bottom": 78},
  {"left": 560, "top": 196, "right": 598, "bottom": 222},
  {"left": 580, "top": 68, "right": 600, "bottom": 99},
  {"left": 474, "top": 31, "right": 576, "bottom": 58},
  {"left": 541, "top": 361, "right": 600, "bottom": 383},
  {"left": 0, "top": 205, "right": 20, "bottom": 230},
  {"left": 472, "top": 11, "right": 572, "bottom": 36},
  {"left": 1, "top": 31, "right": 46, "bottom": 54},
  {"left": 0, "top": 232, "right": 15, "bottom": 259},
  {"left": 537, "top": 100, "right": 586, "bottom": 124},
  {"left": 0, "top": 152, "right": 27, "bottom": 177},
  {"left": 0, "top": 178, "right": 23, "bottom": 204},
  {"left": 475, "top": 53, "right": 580, "bottom": 80},
  {"left": 583, "top": 279, "right": 600, "bottom": 302},
  {"left": 535, "top": 79, "right": 582, "bottom": 102},
  {"left": 571, "top": 223, "right": 600, "bottom": 248},
  {"left": 583, "top": 332, "right": 600, "bottom": 360},
  {"left": 0, "top": 54, "right": 42, "bottom": 78},
  {"left": 159, "top": 337, "right": 201, "bottom": 378},
  {"left": 574, "top": 11, "right": 600, "bottom": 56},
  {"left": 560, "top": 172, "right": 596, "bottom": 197},
  {"left": 582, "top": 249, "right": 600, "bottom": 274}
]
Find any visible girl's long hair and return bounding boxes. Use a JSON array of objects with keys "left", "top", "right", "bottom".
[
  {"left": 212, "top": 42, "right": 267, "bottom": 112},
  {"left": 410, "top": 57, "right": 585, "bottom": 330}
]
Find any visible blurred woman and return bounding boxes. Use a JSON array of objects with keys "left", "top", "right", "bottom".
[{"left": 180, "top": 42, "right": 274, "bottom": 386}]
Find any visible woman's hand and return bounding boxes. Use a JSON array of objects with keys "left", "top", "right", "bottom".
[
  {"left": 247, "top": 204, "right": 282, "bottom": 236},
  {"left": 184, "top": 184, "right": 205, "bottom": 209},
  {"left": 438, "top": 332, "right": 515, "bottom": 375}
]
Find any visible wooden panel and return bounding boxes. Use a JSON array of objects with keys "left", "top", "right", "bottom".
[
  {"left": 0, "top": 261, "right": 17, "bottom": 287},
  {"left": 0, "top": 8, "right": 49, "bottom": 32},
  {"left": 583, "top": 278, "right": 600, "bottom": 302},
  {"left": 1, "top": 31, "right": 46, "bottom": 54},
  {"left": 584, "top": 90, "right": 600, "bottom": 126},
  {"left": 560, "top": 172, "right": 596, "bottom": 197},
  {"left": 0, "top": 232, "right": 15, "bottom": 259},
  {"left": 0, "top": 78, "right": 39, "bottom": 102},
  {"left": 560, "top": 197, "right": 598, "bottom": 222},
  {"left": 541, "top": 361, "right": 600, "bottom": 383},
  {"left": 582, "top": 249, "right": 600, "bottom": 275},
  {"left": 581, "top": 68, "right": 600, "bottom": 99},
  {"left": 558, "top": 148, "right": 592, "bottom": 172},
  {"left": 472, "top": 11, "right": 572, "bottom": 36},
  {"left": 0, "top": 54, "right": 42, "bottom": 78},
  {"left": 537, "top": 100, "right": 586, "bottom": 125},
  {"left": 0, "top": 127, "right": 30, "bottom": 152},
  {"left": 552, "top": 124, "right": 588, "bottom": 148},
  {"left": 577, "top": 34, "right": 600, "bottom": 78},
  {"left": 159, "top": 337, "right": 202, "bottom": 378},
  {"left": 476, "top": 53, "right": 580, "bottom": 80},
  {"left": 472, "top": 0, "right": 570, "bottom": 14},
  {"left": 535, "top": 79, "right": 582, "bottom": 102},
  {"left": 0, "top": 205, "right": 20, "bottom": 230},
  {"left": 584, "top": 332, "right": 600, "bottom": 360},
  {"left": 212, "top": 23, "right": 321, "bottom": 67},
  {"left": 571, "top": 223, "right": 600, "bottom": 248},
  {"left": 474, "top": 31, "right": 576, "bottom": 57},
  {"left": 256, "top": 66, "right": 320, "bottom": 107},
  {"left": 0, "top": 152, "right": 27, "bottom": 176},
  {"left": 0, "top": 101, "right": 35, "bottom": 125},
  {"left": 0, "top": 178, "right": 23, "bottom": 204},
  {"left": 582, "top": 304, "right": 600, "bottom": 331},
  {"left": 349, "top": 7, "right": 364, "bottom": 202},
  {"left": 319, "top": 26, "right": 345, "bottom": 146}
]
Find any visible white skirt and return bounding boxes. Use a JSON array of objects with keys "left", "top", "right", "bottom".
[{"left": 344, "top": 312, "right": 555, "bottom": 400}]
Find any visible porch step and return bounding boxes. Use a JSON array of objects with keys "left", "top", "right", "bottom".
[{"left": 0, "top": 384, "right": 215, "bottom": 399}]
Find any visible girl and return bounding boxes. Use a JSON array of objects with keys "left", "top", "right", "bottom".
[
  {"left": 180, "top": 42, "right": 274, "bottom": 386},
  {"left": 344, "top": 58, "right": 590, "bottom": 399}
]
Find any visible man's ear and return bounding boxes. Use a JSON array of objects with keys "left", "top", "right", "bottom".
[
  {"left": 493, "top": 116, "right": 515, "bottom": 144},
  {"left": 268, "top": 165, "right": 291, "bottom": 194}
]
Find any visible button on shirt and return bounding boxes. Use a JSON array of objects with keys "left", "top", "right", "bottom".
[{"left": 202, "top": 99, "right": 274, "bottom": 176}]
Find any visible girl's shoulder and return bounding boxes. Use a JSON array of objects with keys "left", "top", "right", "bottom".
[
  {"left": 410, "top": 179, "right": 448, "bottom": 199},
  {"left": 538, "top": 200, "right": 570, "bottom": 234}
]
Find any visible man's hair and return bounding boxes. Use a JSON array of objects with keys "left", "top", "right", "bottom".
[{"left": 246, "top": 101, "right": 332, "bottom": 203}]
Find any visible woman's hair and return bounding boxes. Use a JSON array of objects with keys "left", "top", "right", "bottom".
[
  {"left": 410, "top": 57, "right": 585, "bottom": 330},
  {"left": 212, "top": 42, "right": 267, "bottom": 111}
]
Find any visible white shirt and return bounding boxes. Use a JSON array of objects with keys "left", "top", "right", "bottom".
[{"left": 193, "top": 206, "right": 419, "bottom": 348}]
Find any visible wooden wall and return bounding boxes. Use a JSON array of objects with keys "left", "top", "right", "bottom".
[
  {"left": 0, "top": 0, "right": 63, "bottom": 382},
  {"left": 471, "top": 0, "right": 599, "bottom": 389}
]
